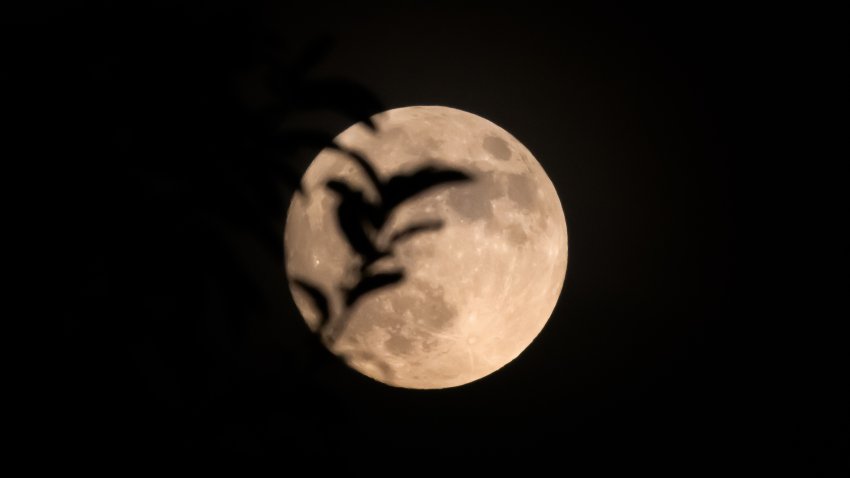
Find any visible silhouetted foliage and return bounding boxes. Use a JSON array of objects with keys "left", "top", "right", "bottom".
[
  {"left": 337, "top": 149, "right": 473, "bottom": 230},
  {"left": 389, "top": 219, "right": 445, "bottom": 244},
  {"left": 373, "top": 167, "right": 472, "bottom": 228},
  {"left": 292, "top": 279, "right": 331, "bottom": 329},
  {"left": 345, "top": 270, "right": 405, "bottom": 307},
  {"left": 308, "top": 149, "right": 473, "bottom": 347},
  {"left": 326, "top": 179, "right": 390, "bottom": 266},
  {"left": 327, "top": 152, "right": 472, "bottom": 272},
  {"left": 289, "top": 140, "right": 473, "bottom": 348}
]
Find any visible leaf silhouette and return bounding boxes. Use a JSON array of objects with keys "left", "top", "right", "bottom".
[
  {"left": 389, "top": 219, "right": 444, "bottom": 244},
  {"left": 326, "top": 180, "right": 387, "bottom": 266},
  {"left": 291, "top": 279, "right": 331, "bottom": 329},
  {"left": 345, "top": 271, "right": 404, "bottom": 307},
  {"left": 335, "top": 147, "right": 383, "bottom": 195},
  {"left": 334, "top": 149, "right": 472, "bottom": 230},
  {"left": 377, "top": 167, "right": 472, "bottom": 226}
]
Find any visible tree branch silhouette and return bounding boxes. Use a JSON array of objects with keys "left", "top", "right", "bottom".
[{"left": 292, "top": 149, "right": 474, "bottom": 350}]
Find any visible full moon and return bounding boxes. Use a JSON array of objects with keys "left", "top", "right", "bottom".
[{"left": 285, "top": 105, "right": 568, "bottom": 389}]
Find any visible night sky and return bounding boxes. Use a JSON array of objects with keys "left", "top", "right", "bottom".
[{"left": 9, "top": 0, "right": 845, "bottom": 471}]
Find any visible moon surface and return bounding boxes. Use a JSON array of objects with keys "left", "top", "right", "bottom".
[{"left": 285, "top": 106, "right": 568, "bottom": 389}]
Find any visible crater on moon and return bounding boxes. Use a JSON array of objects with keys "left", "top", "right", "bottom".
[
  {"left": 285, "top": 105, "right": 568, "bottom": 389},
  {"left": 483, "top": 135, "right": 512, "bottom": 161}
]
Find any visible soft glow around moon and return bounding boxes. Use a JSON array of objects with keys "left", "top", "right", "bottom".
[{"left": 285, "top": 106, "right": 568, "bottom": 389}]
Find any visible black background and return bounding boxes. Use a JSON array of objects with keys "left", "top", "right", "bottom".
[{"left": 7, "top": 0, "right": 845, "bottom": 472}]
